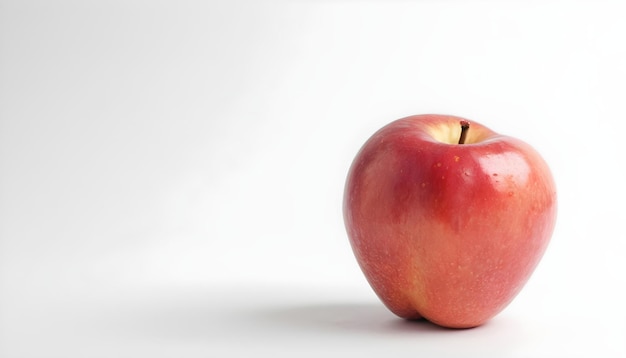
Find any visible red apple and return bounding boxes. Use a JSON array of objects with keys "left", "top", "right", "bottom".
[{"left": 343, "top": 114, "right": 557, "bottom": 328}]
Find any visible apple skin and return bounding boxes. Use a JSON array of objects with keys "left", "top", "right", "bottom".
[{"left": 343, "top": 114, "right": 557, "bottom": 329}]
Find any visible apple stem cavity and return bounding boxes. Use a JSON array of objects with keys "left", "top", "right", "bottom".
[{"left": 458, "top": 120, "right": 470, "bottom": 144}]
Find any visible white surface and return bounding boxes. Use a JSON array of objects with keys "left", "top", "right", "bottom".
[{"left": 1, "top": 0, "right": 625, "bottom": 357}]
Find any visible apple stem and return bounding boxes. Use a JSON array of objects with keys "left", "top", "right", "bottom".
[{"left": 458, "top": 120, "right": 470, "bottom": 144}]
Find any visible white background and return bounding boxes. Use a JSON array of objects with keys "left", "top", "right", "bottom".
[{"left": 1, "top": 0, "right": 625, "bottom": 357}]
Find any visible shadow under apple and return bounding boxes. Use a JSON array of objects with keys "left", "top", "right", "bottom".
[
  {"left": 80, "top": 287, "right": 525, "bottom": 357},
  {"left": 253, "top": 301, "right": 526, "bottom": 356},
  {"left": 255, "top": 301, "right": 450, "bottom": 335}
]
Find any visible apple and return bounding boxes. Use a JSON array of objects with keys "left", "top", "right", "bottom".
[{"left": 343, "top": 114, "right": 557, "bottom": 328}]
